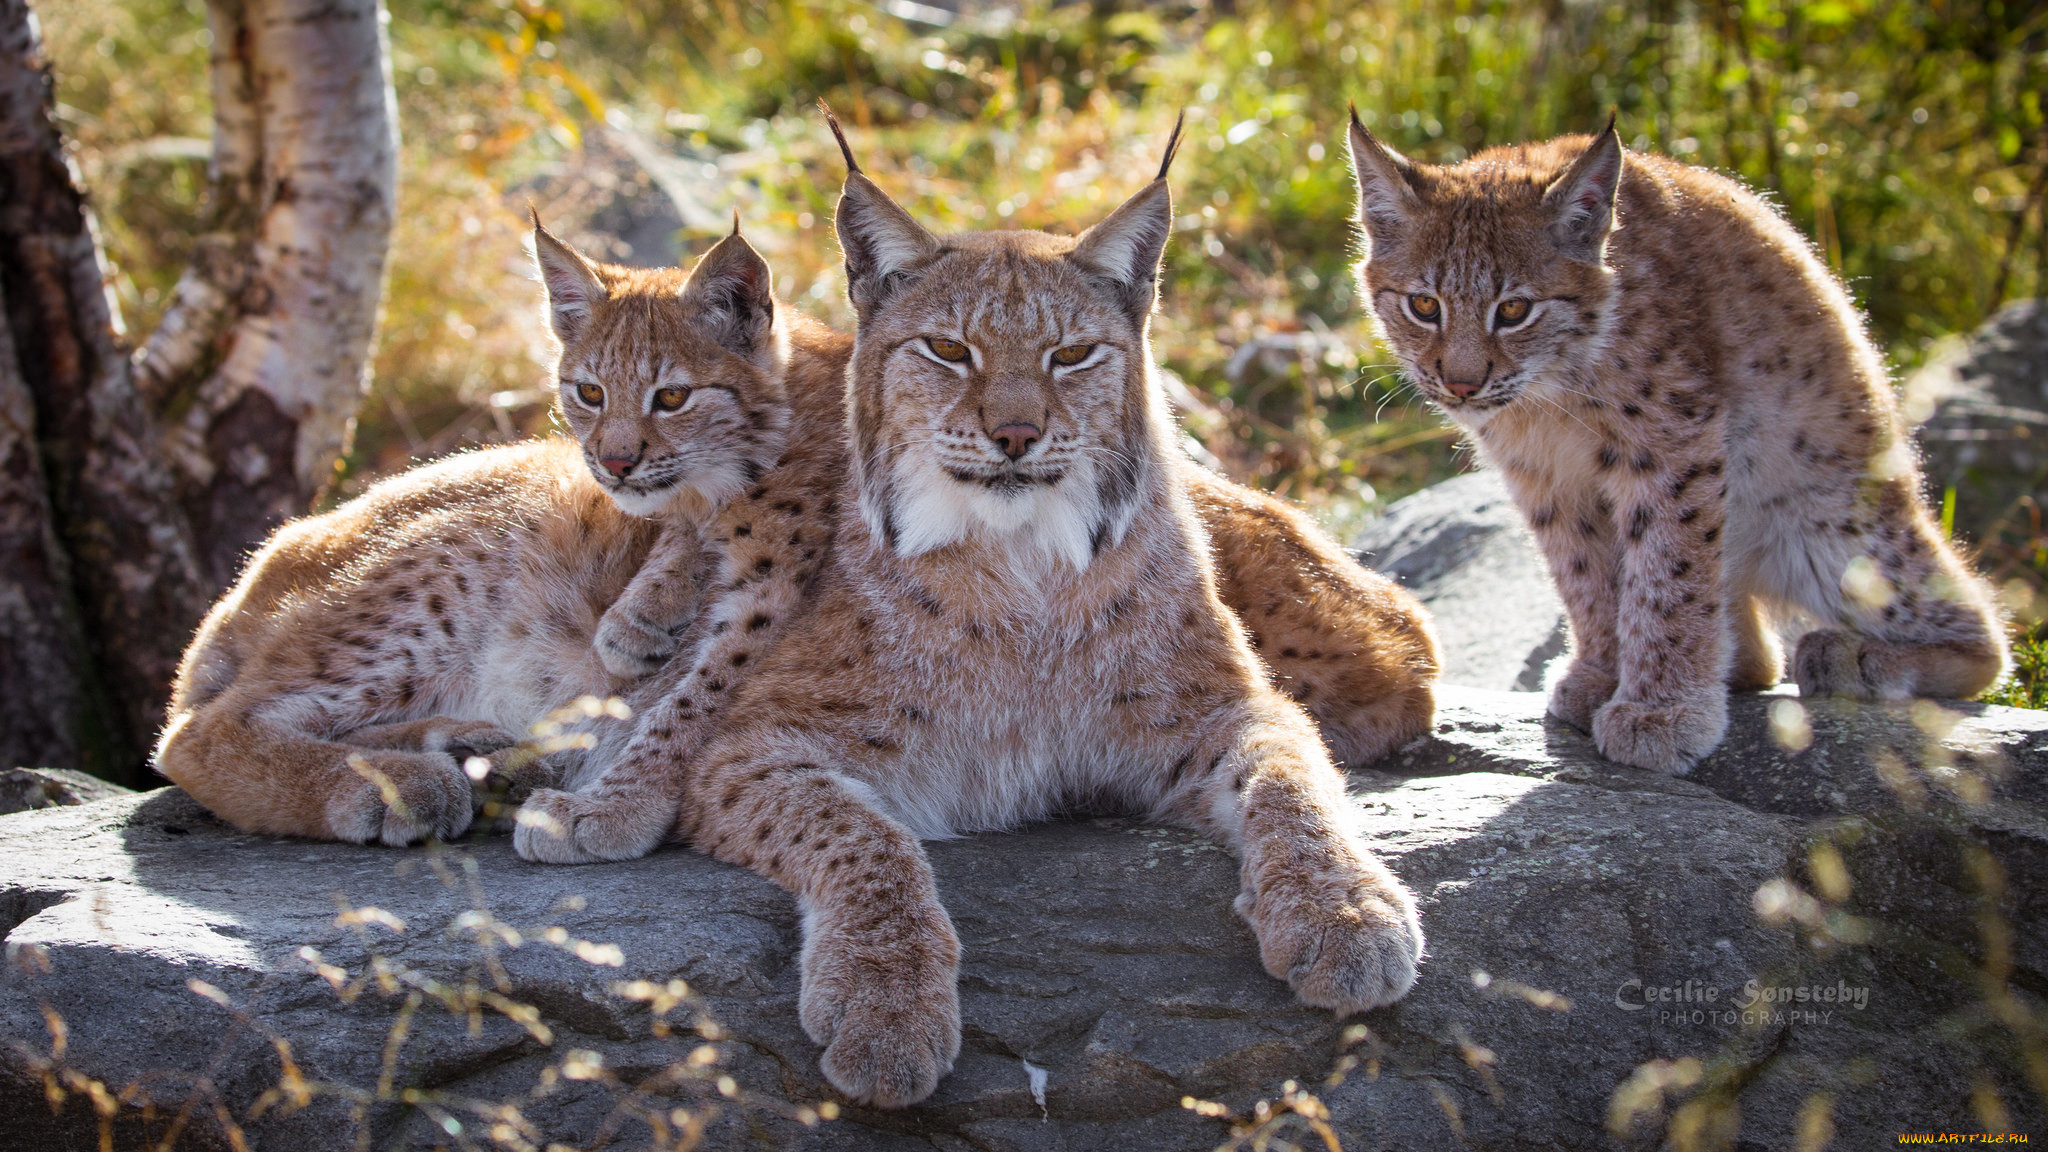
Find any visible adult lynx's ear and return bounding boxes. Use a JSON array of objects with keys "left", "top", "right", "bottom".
[
  {"left": 1346, "top": 106, "right": 1423, "bottom": 255},
  {"left": 1069, "top": 112, "right": 1183, "bottom": 325},
  {"left": 822, "top": 103, "right": 940, "bottom": 321},
  {"left": 531, "top": 212, "right": 609, "bottom": 347},
  {"left": 682, "top": 219, "right": 779, "bottom": 367},
  {"left": 1542, "top": 115, "right": 1624, "bottom": 263}
]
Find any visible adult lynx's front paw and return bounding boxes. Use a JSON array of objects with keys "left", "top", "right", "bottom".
[
  {"left": 513, "top": 787, "right": 670, "bottom": 863},
  {"left": 798, "top": 908, "right": 962, "bottom": 1108},
  {"left": 594, "top": 604, "right": 679, "bottom": 679},
  {"left": 1238, "top": 854, "right": 1423, "bottom": 1015},
  {"left": 1591, "top": 694, "right": 1728, "bottom": 775}
]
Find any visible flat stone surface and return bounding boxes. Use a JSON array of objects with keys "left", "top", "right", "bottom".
[
  {"left": 0, "top": 767, "right": 134, "bottom": 816},
  {"left": 3, "top": 687, "right": 2042, "bottom": 1149},
  {"left": 1352, "top": 471, "right": 1567, "bottom": 692}
]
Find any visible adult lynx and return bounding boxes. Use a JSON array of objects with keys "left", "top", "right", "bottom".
[
  {"left": 595, "top": 115, "right": 1429, "bottom": 1108},
  {"left": 1347, "top": 113, "right": 2006, "bottom": 773}
]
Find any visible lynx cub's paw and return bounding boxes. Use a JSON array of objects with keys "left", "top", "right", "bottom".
[
  {"left": 327, "top": 752, "right": 475, "bottom": 847},
  {"left": 1591, "top": 695, "right": 1729, "bottom": 775},
  {"left": 594, "top": 605, "right": 680, "bottom": 679},
  {"left": 1237, "top": 855, "right": 1424, "bottom": 1015},
  {"left": 513, "top": 787, "right": 671, "bottom": 864},
  {"left": 798, "top": 908, "right": 962, "bottom": 1109},
  {"left": 1547, "top": 659, "right": 1619, "bottom": 733}
]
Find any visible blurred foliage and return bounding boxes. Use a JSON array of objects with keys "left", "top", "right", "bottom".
[{"left": 1983, "top": 621, "right": 2047, "bottom": 709}]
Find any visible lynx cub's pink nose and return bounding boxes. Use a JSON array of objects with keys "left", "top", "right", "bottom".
[
  {"left": 1444, "top": 379, "right": 1482, "bottom": 400},
  {"left": 600, "top": 455, "right": 638, "bottom": 478},
  {"left": 990, "top": 422, "right": 1041, "bottom": 461}
]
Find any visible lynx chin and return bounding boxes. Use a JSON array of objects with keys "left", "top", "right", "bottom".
[
  {"left": 597, "top": 110, "right": 1431, "bottom": 1110},
  {"left": 1347, "top": 110, "right": 2006, "bottom": 774}
]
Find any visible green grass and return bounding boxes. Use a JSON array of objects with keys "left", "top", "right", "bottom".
[{"left": 1983, "top": 624, "right": 2048, "bottom": 709}]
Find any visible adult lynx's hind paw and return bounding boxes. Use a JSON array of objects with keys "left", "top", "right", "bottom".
[{"left": 513, "top": 787, "right": 669, "bottom": 863}]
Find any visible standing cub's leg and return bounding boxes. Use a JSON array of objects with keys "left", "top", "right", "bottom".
[
  {"left": 1790, "top": 478, "right": 2005, "bottom": 700},
  {"left": 1190, "top": 471, "right": 1439, "bottom": 766}
]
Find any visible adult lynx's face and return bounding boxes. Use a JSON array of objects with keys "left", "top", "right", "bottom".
[
  {"left": 830, "top": 114, "right": 1182, "bottom": 571},
  {"left": 1347, "top": 112, "right": 1624, "bottom": 424},
  {"left": 533, "top": 223, "right": 790, "bottom": 517}
]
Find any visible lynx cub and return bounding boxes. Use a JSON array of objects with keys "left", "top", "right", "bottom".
[
  {"left": 152, "top": 229, "right": 791, "bottom": 843},
  {"left": 1347, "top": 113, "right": 2006, "bottom": 773},
  {"left": 589, "top": 115, "right": 1429, "bottom": 1109}
]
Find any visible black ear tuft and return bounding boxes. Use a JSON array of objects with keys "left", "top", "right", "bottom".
[
  {"left": 1156, "top": 111, "right": 1185, "bottom": 182},
  {"left": 819, "top": 100, "right": 862, "bottom": 175}
]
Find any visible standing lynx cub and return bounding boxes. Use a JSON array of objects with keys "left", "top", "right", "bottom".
[
  {"left": 585, "top": 115, "right": 1430, "bottom": 1109},
  {"left": 1347, "top": 112, "right": 2006, "bottom": 773}
]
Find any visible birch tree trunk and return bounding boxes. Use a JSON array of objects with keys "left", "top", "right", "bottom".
[{"left": 0, "top": 0, "right": 397, "bottom": 782}]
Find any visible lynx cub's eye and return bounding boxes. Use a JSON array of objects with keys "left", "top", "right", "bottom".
[
  {"left": 1407, "top": 294, "right": 1442, "bottom": 323},
  {"left": 575, "top": 382, "right": 605, "bottom": 408},
  {"left": 1050, "top": 344, "right": 1094, "bottom": 367},
  {"left": 926, "top": 337, "right": 970, "bottom": 363},
  {"left": 652, "top": 386, "right": 690, "bottom": 412},
  {"left": 1496, "top": 298, "right": 1533, "bottom": 326}
]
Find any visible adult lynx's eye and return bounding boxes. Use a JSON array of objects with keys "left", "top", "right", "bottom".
[
  {"left": 1496, "top": 298, "right": 1532, "bottom": 326},
  {"left": 1407, "top": 294, "right": 1441, "bottom": 323},
  {"left": 1050, "top": 344, "right": 1094, "bottom": 367},
  {"left": 653, "top": 386, "right": 690, "bottom": 412},
  {"left": 575, "top": 382, "right": 604, "bottom": 408},
  {"left": 926, "top": 337, "right": 971, "bottom": 362}
]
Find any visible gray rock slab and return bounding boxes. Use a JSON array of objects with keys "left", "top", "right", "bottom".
[
  {"left": 0, "top": 767, "right": 134, "bottom": 816},
  {"left": 2, "top": 687, "right": 2043, "bottom": 1150},
  {"left": 1905, "top": 297, "right": 2048, "bottom": 556},
  {"left": 1353, "top": 471, "right": 1567, "bottom": 692}
]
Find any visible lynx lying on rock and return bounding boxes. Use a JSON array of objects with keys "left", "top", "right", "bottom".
[
  {"left": 1347, "top": 112, "right": 2006, "bottom": 774},
  {"left": 592, "top": 114, "right": 1430, "bottom": 1109},
  {"left": 152, "top": 229, "right": 790, "bottom": 844}
]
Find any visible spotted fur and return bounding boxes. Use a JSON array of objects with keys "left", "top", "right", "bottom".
[
  {"left": 601, "top": 115, "right": 1430, "bottom": 1109},
  {"left": 1347, "top": 113, "right": 2006, "bottom": 773}
]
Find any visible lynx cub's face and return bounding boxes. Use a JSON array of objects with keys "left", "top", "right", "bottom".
[
  {"left": 1347, "top": 114, "right": 1623, "bottom": 423},
  {"left": 533, "top": 222, "right": 792, "bottom": 517},
  {"left": 835, "top": 157, "right": 1172, "bottom": 572}
]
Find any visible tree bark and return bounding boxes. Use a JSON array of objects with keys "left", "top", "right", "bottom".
[
  {"left": 0, "top": 1, "right": 213, "bottom": 778},
  {"left": 145, "top": 0, "right": 399, "bottom": 588},
  {"left": 0, "top": 0, "right": 397, "bottom": 782}
]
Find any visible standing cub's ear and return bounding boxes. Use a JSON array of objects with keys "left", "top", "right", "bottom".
[
  {"left": 822, "top": 103, "right": 940, "bottom": 321},
  {"left": 531, "top": 213, "right": 610, "bottom": 348},
  {"left": 1069, "top": 113, "right": 1184, "bottom": 325},
  {"left": 1346, "top": 106, "right": 1424, "bottom": 256},
  {"left": 1542, "top": 115, "right": 1624, "bottom": 263},
  {"left": 682, "top": 224, "right": 779, "bottom": 367}
]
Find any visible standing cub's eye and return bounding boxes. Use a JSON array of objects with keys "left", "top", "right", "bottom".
[
  {"left": 575, "top": 382, "right": 604, "bottom": 408},
  {"left": 1407, "top": 294, "right": 1442, "bottom": 323},
  {"left": 652, "top": 386, "right": 690, "bottom": 412},
  {"left": 1050, "top": 344, "right": 1094, "bottom": 367},
  {"left": 926, "top": 337, "right": 970, "bottom": 362},
  {"left": 1496, "top": 298, "right": 1533, "bottom": 326}
]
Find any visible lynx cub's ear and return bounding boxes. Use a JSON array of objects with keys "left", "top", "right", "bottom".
[
  {"left": 1542, "top": 117, "right": 1624, "bottom": 263},
  {"left": 821, "top": 104, "right": 940, "bottom": 320},
  {"left": 531, "top": 214, "right": 609, "bottom": 347},
  {"left": 682, "top": 224, "right": 778, "bottom": 366},
  {"left": 1069, "top": 113, "right": 1184, "bottom": 324},
  {"left": 1346, "top": 107, "right": 1424, "bottom": 251}
]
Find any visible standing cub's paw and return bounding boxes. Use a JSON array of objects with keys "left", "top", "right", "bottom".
[
  {"left": 1238, "top": 856, "right": 1423, "bottom": 1015},
  {"left": 798, "top": 909, "right": 962, "bottom": 1109},
  {"left": 594, "top": 605, "right": 679, "bottom": 679},
  {"left": 327, "top": 752, "right": 474, "bottom": 846},
  {"left": 1547, "top": 658, "right": 1618, "bottom": 732},
  {"left": 1591, "top": 695, "right": 1728, "bottom": 775},
  {"left": 1792, "top": 629, "right": 1887, "bottom": 699},
  {"left": 513, "top": 787, "right": 671, "bottom": 863}
]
